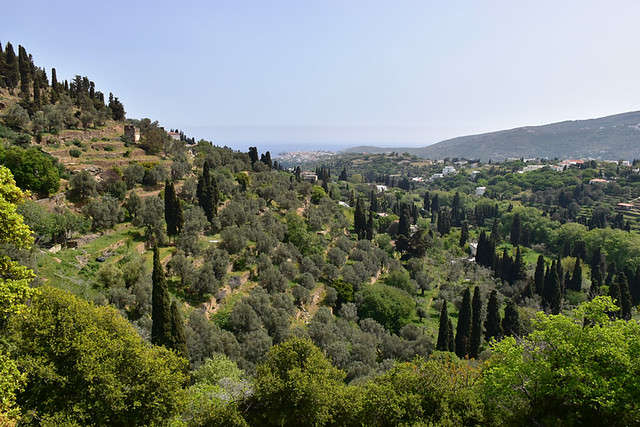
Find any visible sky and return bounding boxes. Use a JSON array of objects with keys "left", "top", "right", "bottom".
[{"left": 4, "top": 1, "right": 640, "bottom": 153}]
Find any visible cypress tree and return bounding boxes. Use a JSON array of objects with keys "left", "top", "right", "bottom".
[
  {"left": 397, "top": 206, "right": 411, "bottom": 238},
  {"left": 3, "top": 42, "right": 19, "bottom": 91},
  {"left": 18, "top": 45, "right": 31, "bottom": 99},
  {"left": 197, "top": 161, "right": 217, "bottom": 222},
  {"left": 0, "top": 41, "right": 4, "bottom": 88},
  {"left": 568, "top": 258, "right": 582, "bottom": 292},
  {"left": 510, "top": 213, "right": 521, "bottom": 246},
  {"left": 510, "top": 247, "right": 526, "bottom": 285},
  {"left": 455, "top": 287, "right": 472, "bottom": 358},
  {"left": 460, "top": 221, "right": 469, "bottom": 248},
  {"left": 168, "top": 301, "right": 189, "bottom": 359},
  {"left": 354, "top": 198, "right": 367, "bottom": 239},
  {"left": 619, "top": 273, "right": 633, "bottom": 320},
  {"left": 485, "top": 290, "right": 503, "bottom": 342},
  {"left": 436, "top": 300, "right": 451, "bottom": 352},
  {"left": 365, "top": 210, "right": 374, "bottom": 241},
  {"left": 470, "top": 286, "right": 483, "bottom": 359},
  {"left": 447, "top": 319, "right": 455, "bottom": 352},
  {"left": 369, "top": 190, "right": 378, "bottom": 212},
  {"left": 423, "top": 191, "right": 430, "bottom": 212},
  {"left": 534, "top": 255, "right": 545, "bottom": 296},
  {"left": 431, "top": 194, "right": 439, "bottom": 214},
  {"left": 339, "top": 167, "right": 348, "bottom": 181},
  {"left": 151, "top": 247, "right": 171, "bottom": 346},
  {"left": 521, "top": 227, "right": 530, "bottom": 247},
  {"left": 502, "top": 299, "right": 520, "bottom": 337},
  {"left": 490, "top": 218, "right": 501, "bottom": 245},
  {"left": 165, "top": 181, "right": 182, "bottom": 239},
  {"left": 543, "top": 261, "right": 562, "bottom": 315}
]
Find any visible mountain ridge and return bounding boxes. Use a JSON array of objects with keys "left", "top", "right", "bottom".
[{"left": 342, "top": 111, "right": 640, "bottom": 161}]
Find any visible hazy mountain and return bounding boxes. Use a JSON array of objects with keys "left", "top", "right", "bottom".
[{"left": 343, "top": 111, "right": 640, "bottom": 161}]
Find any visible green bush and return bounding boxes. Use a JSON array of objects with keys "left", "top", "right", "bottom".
[{"left": 69, "top": 148, "right": 82, "bottom": 158}]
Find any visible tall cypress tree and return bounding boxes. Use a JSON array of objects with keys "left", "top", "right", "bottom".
[
  {"left": 369, "top": 190, "right": 378, "bottom": 212},
  {"left": 568, "top": 258, "right": 582, "bottom": 292},
  {"left": 164, "top": 181, "right": 182, "bottom": 239},
  {"left": 490, "top": 218, "right": 501, "bottom": 245},
  {"left": 543, "top": 261, "right": 562, "bottom": 315},
  {"left": 365, "top": 210, "right": 374, "bottom": 241},
  {"left": 197, "top": 161, "right": 217, "bottom": 222},
  {"left": 18, "top": 45, "right": 31, "bottom": 100},
  {"left": 510, "top": 213, "right": 521, "bottom": 246},
  {"left": 168, "top": 301, "right": 189, "bottom": 360},
  {"left": 447, "top": 319, "right": 455, "bottom": 352},
  {"left": 470, "top": 286, "right": 483, "bottom": 359},
  {"left": 423, "top": 191, "right": 430, "bottom": 212},
  {"left": 460, "top": 221, "right": 469, "bottom": 247},
  {"left": 3, "top": 42, "right": 19, "bottom": 91},
  {"left": 436, "top": 300, "right": 451, "bottom": 352},
  {"left": 397, "top": 206, "right": 411, "bottom": 238},
  {"left": 455, "top": 287, "right": 472, "bottom": 358},
  {"left": 502, "top": 299, "right": 520, "bottom": 337},
  {"left": 534, "top": 255, "right": 545, "bottom": 296},
  {"left": 484, "top": 290, "right": 503, "bottom": 341},
  {"left": 510, "top": 247, "right": 526, "bottom": 285},
  {"left": 151, "top": 246, "right": 171, "bottom": 346},
  {"left": 354, "top": 198, "right": 367, "bottom": 239}
]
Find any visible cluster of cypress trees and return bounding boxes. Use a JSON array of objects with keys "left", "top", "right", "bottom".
[
  {"left": 0, "top": 40, "right": 126, "bottom": 120},
  {"left": 438, "top": 287, "right": 521, "bottom": 358},
  {"left": 196, "top": 161, "right": 219, "bottom": 222}
]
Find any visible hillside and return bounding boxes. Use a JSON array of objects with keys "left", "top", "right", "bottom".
[{"left": 344, "top": 111, "right": 640, "bottom": 161}]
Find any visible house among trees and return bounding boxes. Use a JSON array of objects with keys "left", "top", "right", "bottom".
[
  {"left": 475, "top": 186, "right": 486, "bottom": 196},
  {"left": 301, "top": 172, "right": 318, "bottom": 183},
  {"left": 124, "top": 125, "right": 140, "bottom": 144},
  {"left": 167, "top": 131, "right": 180, "bottom": 141}
]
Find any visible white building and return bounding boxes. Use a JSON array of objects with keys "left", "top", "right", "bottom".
[
  {"left": 475, "top": 186, "right": 486, "bottom": 196},
  {"left": 442, "top": 166, "right": 457, "bottom": 175}
]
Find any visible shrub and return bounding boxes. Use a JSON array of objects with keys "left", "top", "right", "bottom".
[{"left": 69, "top": 148, "right": 82, "bottom": 158}]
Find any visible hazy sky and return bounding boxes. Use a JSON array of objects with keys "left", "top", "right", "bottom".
[{"left": 4, "top": 1, "right": 640, "bottom": 151}]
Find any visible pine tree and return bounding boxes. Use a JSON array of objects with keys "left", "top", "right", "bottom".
[
  {"left": 168, "top": 301, "right": 189, "bottom": 359},
  {"left": 151, "top": 247, "right": 171, "bottom": 346},
  {"left": 470, "top": 286, "right": 483, "bottom": 359},
  {"left": 502, "top": 299, "right": 520, "bottom": 337},
  {"left": 455, "top": 287, "right": 472, "bottom": 358},
  {"left": 436, "top": 300, "right": 451, "bottom": 351},
  {"left": 484, "top": 290, "right": 503, "bottom": 342}
]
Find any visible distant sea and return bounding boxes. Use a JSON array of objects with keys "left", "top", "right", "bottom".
[{"left": 181, "top": 125, "right": 437, "bottom": 157}]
